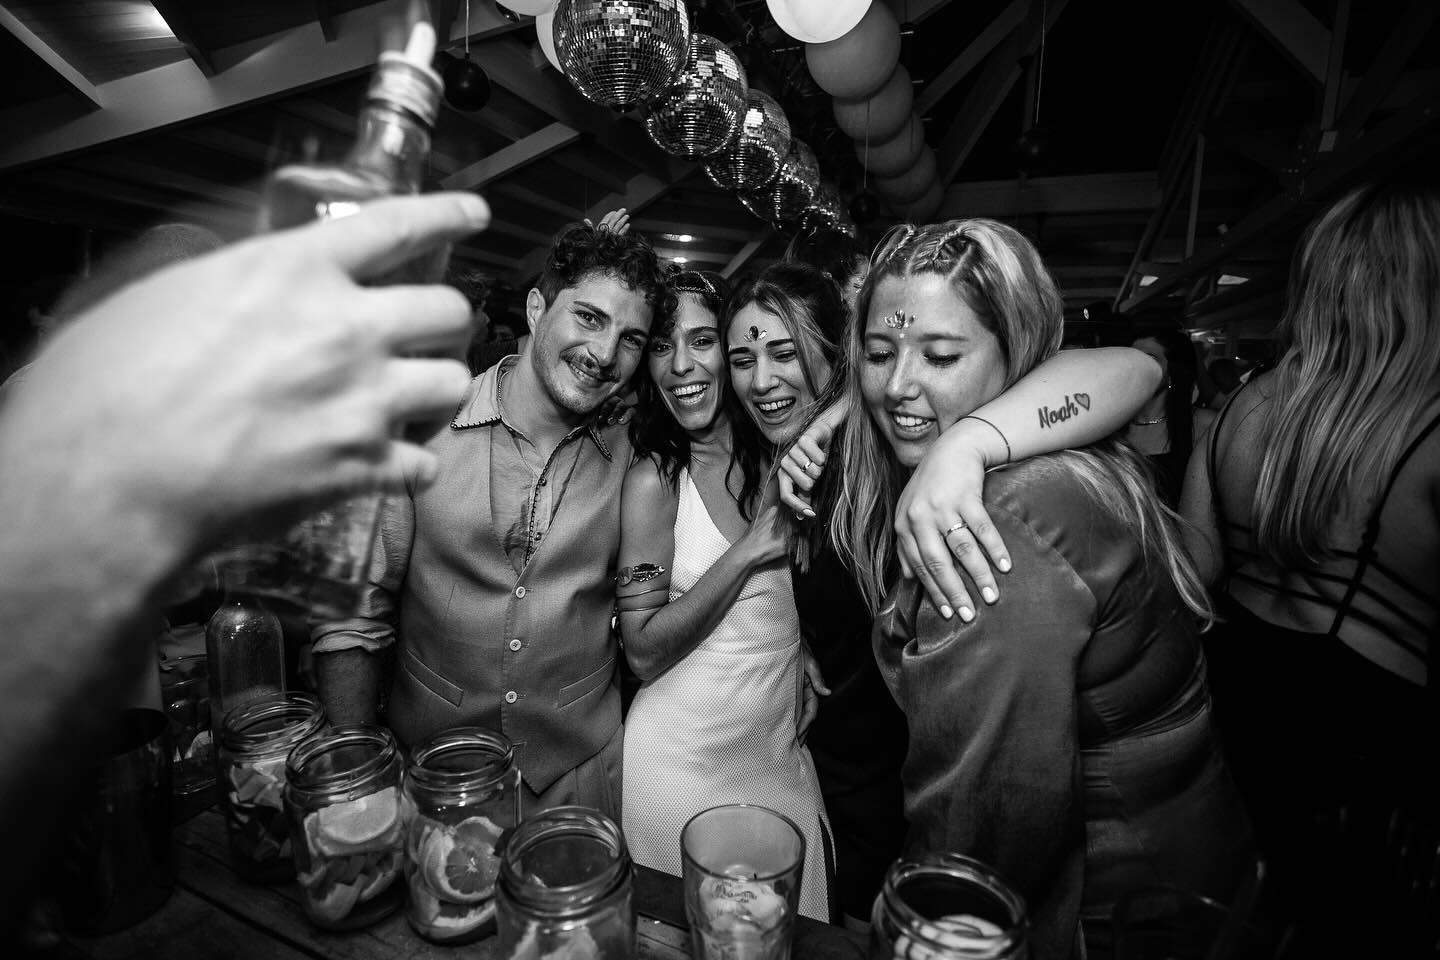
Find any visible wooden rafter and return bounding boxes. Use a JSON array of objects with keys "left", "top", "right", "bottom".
[
  {"left": 937, "top": 173, "right": 1159, "bottom": 219},
  {"left": 1119, "top": 83, "right": 1440, "bottom": 313},
  {"left": 511, "top": 172, "right": 685, "bottom": 284},
  {"left": 316, "top": 0, "right": 339, "bottom": 42},
  {"left": 720, "top": 228, "right": 773, "bottom": 280},
  {"left": 1228, "top": 0, "right": 1331, "bottom": 86},
  {"left": 936, "top": 0, "right": 1070, "bottom": 186},
  {"left": 1337, "top": 0, "right": 1440, "bottom": 131},
  {"left": 148, "top": 0, "right": 216, "bottom": 76},
  {"left": 0, "top": 6, "right": 102, "bottom": 109},
  {"left": 915, "top": 0, "right": 1026, "bottom": 117},
  {"left": 442, "top": 122, "right": 581, "bottom": 190},
  {"left": 0, "top": 0, "right": 520, "bottom": 174}
]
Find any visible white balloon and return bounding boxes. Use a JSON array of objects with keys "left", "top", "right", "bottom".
[
  {"left": 536, "top": 11, "right": 561, "bottom": 72},
  {"left": 506, "top": 0, "right": 557, "bottom": 16},
  {"left": 766, "top": 0, "right": 870, "bottom": 45}
]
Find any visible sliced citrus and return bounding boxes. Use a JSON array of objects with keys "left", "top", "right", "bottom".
[
  {"left": 315, "top": 786, "right": 400, "bottom": 851},
  {"left": 307, "top": 878, "right": 363, "bottom": 924},
  {"left": 434, "top": 815, "right": 503, "bottom": 903}
]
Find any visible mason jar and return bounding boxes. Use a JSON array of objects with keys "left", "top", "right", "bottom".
[
  {"left": 496, "top": 806, "right": 635, "bottom": 960},
  {"left": 218, "top": 691, "right": 325, "bottom": 882},
  {"left": 402, "top": 727, "right": 522, "bottom": 943},
  {"left": 870, "top": 853, "right": 1029, "bottom": 960},
  {"left": 284, "top": 723, "right": 406, "bottom": 931}
]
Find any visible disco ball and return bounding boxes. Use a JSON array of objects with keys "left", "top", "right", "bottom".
[
  {"left": 746, "top": 140, "right": 819, "bottom": 224},
  {"left": 555, "top": 0, "right": 690, "bottom": 109},
  {"left": 645, "top": 34, "right": 747, "bottom": 158},
  {"left": 704, "top": 90, "right": 791, "bottom": 192},
  {"left": 802, "top": 180, "right": 843, "bottom": 229}
]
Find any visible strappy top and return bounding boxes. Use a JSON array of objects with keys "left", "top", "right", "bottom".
[{"left": 1206, "top": 376, "right": 1440, "bottom": 685}]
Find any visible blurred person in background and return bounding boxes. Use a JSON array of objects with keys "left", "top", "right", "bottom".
[
  {"left": 0, "top": 192, "right": 485, "bottom": 939},
  {"left": 783, "top": 227, "right": 870, "bottom": 328},
  {"left": 1181, "top": 179, "right": 1440, "bottom": 955},
  {"left": 1125, "top": 325, "right": 1203, "bottom": 508}
]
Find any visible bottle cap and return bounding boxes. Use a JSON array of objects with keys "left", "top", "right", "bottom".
[{"left": 370, "top": 20, "right": 443, "bottom": 128}]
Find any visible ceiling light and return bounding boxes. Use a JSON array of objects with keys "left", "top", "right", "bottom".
[
  {"left": 661, "top": 233, "right": 696, "bottom": 243},
  {"left": 1218, "top": 274, "right": 1248, "bottom": 286},
  {"left": 672, "top": 256, "right": 688, "bottom": 264}
]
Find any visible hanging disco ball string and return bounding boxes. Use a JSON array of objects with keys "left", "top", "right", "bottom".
[{"left": 554, "top": 0, "right": 691, "bottom": 110}]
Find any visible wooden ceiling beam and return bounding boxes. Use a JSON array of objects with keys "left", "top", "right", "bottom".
[
  {"left": 0, "top": 6, "right": 103, "bottom": 109},
  {"left": 491, "top": 182, "right": 584, "bottom": 220},
  {"left": 315, "top": 1, "right": 339, "bottom": 43},
  {"left": 630, "top": 220, "right": 760, "bottom": 244},
  {"left": 1228, "top": 0, "right": 1331, "bottom": 86},
  {"left": 1119, "top": 84, "right": 1440, "bottom": 313},
  {"left": 720, "top": 228, "right": 774, "bottom": 280},
  {"left": 79, "top": 156, "right": 261, "bottom": 210},
  {"left": 938, "top": 172, "right": 1159, "bottom": 219},
  {"left": 475, "top": 37, "right": 671, "bottom": 181},
  {"left": 916, "top": 0, "right": 1026, "bottom": 117},
  {"left": 148, "top": 0, "right": 217, "bottom": 77},
  {"left": 451, "top": 245, "right": 523, "bottom": 271},
  {"left": 0, "top": 0, "right": 520, "bottom": 174},
  {"left": 170, "top": 125, "right": 275, "bottom": 166},
  {"left": 511, "top": 172, "right": 683, "bottom": 284},
  {"left": 28, "top": 169, "right": 251, "bottom": 235},
  {"left": 486, "top": 218, "right": 553, "bottom": 248},
  {"left": 936, "top": 0, "right": 1070, "bottom": 187},
  {"left": 549, "top": 152, "right": 631, "bottom": 195},
  {"left": 442, "top": 122, "right": 581, "bottom": 190},
  {"left": 1337, "top": 0, "right": 1440, "bottom": 131}
]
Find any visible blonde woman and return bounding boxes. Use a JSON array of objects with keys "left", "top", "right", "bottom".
[
  {"left": 830, "top": 220, "right": 1252, "bottom": 957},
  {"left": 1180, "top": 180, "right": 1440, "bottom": 955}
]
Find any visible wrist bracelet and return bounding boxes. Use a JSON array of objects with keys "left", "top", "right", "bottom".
[{"left": 960, "top": 415, "right": 1011, "bottom": 464}]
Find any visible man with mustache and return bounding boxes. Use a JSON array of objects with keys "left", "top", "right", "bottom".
[{"left": 313, "top": 217, "right": 672, "bottom": 816}]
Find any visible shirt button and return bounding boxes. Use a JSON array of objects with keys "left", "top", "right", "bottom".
[
  {"left": 509, "top": 639, "right": 522, "bottom": 652},
  {"left": 537, "top": 477, "right": 547, "bottom": 486},
  {"left": 514, "top": 586, "right": 527, "bottom": 599},
  {"left": 504, "top": 690, "right": 518, "bottom": 704}
]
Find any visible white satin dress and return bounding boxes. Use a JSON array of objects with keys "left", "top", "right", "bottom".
[{"left": 622, "top": 469, "right": 831, "bottom": 921}]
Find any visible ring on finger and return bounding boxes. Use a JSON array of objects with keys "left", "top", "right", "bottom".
[
  {"left": 944, "top": 519, "right": 968, "bottom": 538},
  {"left": 801, "top": 458, "right": 812, "bottom": 473}
]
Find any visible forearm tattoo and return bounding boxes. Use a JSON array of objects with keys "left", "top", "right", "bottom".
[{"left": 1036, "top": 392, "right": 1092, "bottom": 428}]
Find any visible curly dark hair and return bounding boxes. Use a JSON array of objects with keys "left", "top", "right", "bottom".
[
  {"left": 536, "top": 221, "right": 675, "bottom": 329},
  {"left": 630, "top": 270, "right": 768, "bottom": 515}
]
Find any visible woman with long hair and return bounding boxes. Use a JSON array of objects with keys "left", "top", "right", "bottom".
[
  {"left": 1181, "top": 179, "right": 1440, "bottom": 953},
  {"left": 829, "top": 220, "right": 1251, "bottom": 956},
  {"left": 617, "top": 269, "right": 830, "bottom": 921},
  {"left": 1125, "top": 325, "right": 1200, "bottom": 508},
  {"left": 724, "top": 261, "right": 909, "bottom": 928}
]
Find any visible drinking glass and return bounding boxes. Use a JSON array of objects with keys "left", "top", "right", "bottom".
[
  {"left": 158, "top": 654, "right": 215, "bottom": 797},
  {"left": 682, "top": 804, "right": 805, "bottom": 960}
]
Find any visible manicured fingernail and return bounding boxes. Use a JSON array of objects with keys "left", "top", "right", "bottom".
[
  {"left": 461, "top": 194, "right": 490, "bottom": 222},
  {"left": 959, "top": 606, "right": 975, "bottom": 622},
  {"left": 998, "top": 557, "right": 1012, "bottom": 572},
  {"left": 982, "top": 587, "right": 998, "bottom": 604},
  {"left": 802, "top": 508, "right": 815, "bottom": 518},
  {"left": 940, "top": 604, "right": 954, "bottom": 620}
]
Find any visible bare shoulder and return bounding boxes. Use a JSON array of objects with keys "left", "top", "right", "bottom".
[{"left": 624, "top": 455, "right": 669, "bottom": 495}]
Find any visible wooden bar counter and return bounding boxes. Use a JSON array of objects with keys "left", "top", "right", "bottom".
[{"left": 62, "top": 805, "right": 866, "bottom": 960}]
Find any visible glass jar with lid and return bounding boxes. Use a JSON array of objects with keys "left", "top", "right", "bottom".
[
  {"left": 217, "top": 691, "right": 325, "bottom": 882},
  {"left": 402, "top": 726, "right": 521, "bottom": 943},
  {"left": 495, "top": 805, "right": 635, "bottom": 960},
  {"left": 869, "top": 853, "right": 1029, "bottom": 960},
  {"left": 284, "top": 723, "right": 406, "bottom": 930}
]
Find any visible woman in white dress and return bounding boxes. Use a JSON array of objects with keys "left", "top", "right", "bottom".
[{"left": 618, "top": 270, "right": 831, "bottom": 921}]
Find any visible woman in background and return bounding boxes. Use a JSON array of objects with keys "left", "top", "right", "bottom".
[
  {"left": 725, "top": 261, "right": 908, "bottom": 927},
  {"left": 618, "top": 269, "right": 830, "bottom": 921},
  {"left": 1125, "top": 325, "right": 1201, "bottom": 508},
  {"left": 829, "top": 220, "right": 1250, "bottom": 956},
  {"left": 1181, "top": 179, "right": 1439, "bottom": 955}
]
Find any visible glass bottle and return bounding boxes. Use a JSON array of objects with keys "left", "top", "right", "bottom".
[
  {"left": 403, "top": 727, "right": 522, "bottom": 943},
  {"left": 217, "top": 691, "right": 324, "bottom": 883},
  {"left": 285, "top": 723, "right": 407, "bottom": 931},
  {"left": 215, "top": 20, "right": 446, "bottom": 619},
  {"left": 496, "top": 806, "right": 636, "bottom": 960},
  {"left": 869, "top": 853, "right": 1029, "bottom": 960},
  {"left": 205, "top": 591, "right": 285, "bottom": 741}
]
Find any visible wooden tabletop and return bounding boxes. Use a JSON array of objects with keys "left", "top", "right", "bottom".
[{"left": 62, "top": 803, "right": 868, "bottom": 960}]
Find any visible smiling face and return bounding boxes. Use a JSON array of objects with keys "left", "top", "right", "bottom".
[
  {"left": 527, "top": 271, "right": 653, "bottom": 417},
  {"left": 647, "top": 294, "right": 727, "bottom": 436},
  {"left": 726, "top": 303, "right": 828, "bottom": 446},
  {"left": 860, "top": 273, "right": 1008, "bottom": 468}
]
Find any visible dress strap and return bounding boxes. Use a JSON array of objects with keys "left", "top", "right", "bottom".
[
  {"left": 1325, "top": 411, "right": 1440, "bottom": 671},
  {"left": 1206, "top": 383, "right": 1254, "bottom": 585}
]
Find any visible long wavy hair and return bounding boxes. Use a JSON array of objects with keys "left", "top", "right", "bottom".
[
  {"left": 722, "top": 262, "right": 846, "bottom": 516},
  {"left": 1250, "top": 180, "right": 1440, "bottom": 565},
  {"left": 829, "top": 219, "right": 1213, "bottom": 624},
  {"left": 629, "top": 270, "right": 767, "bottom": 517}
]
